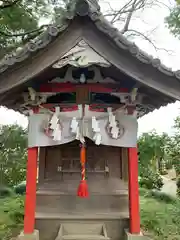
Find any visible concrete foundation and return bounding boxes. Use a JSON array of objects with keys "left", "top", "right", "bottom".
[
  {"left": 17, "top": 230, "right": 39, "bottom": 240},
  {"left": 55, "top": 223, "right": 110, "bottom": 240},
  {"left": 36, "top": 218, "right": 129, "bottom": 240},
  {"left": 125, "top": 230, "right": 150, "bottom": 240}
]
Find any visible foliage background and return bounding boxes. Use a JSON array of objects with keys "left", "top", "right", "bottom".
[
  {"left": 1, "top": 0, "right": 180, "bottom": 238},
  {"left": 0, "top": 125, "right": 27, "bottom": 187}
]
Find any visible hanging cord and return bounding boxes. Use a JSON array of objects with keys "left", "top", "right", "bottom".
[
  {"left": 77, "top": 104, "right": 89, "bottom": 198},
  {"left": 77, "top": 143, "right": 89, "bottom": 198},
  {"left": 80, "top": 143, "right": 86, "bottom": 181}
]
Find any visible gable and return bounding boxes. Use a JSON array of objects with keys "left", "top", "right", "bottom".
[
  {"left": 53, "top": 39, "right": 110, "bottom": 69},
  {"left": 0, "top": 0, "right": 179, "bottom": 111}
]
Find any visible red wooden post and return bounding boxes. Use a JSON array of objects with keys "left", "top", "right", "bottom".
[
  {"left": 128, "top": 147, "right": 141, "bottom": 234},
  {"left": 24, "top": 147, "right": 38, "bottom": 234},
  {"left": 24, "top": 108, "right": 39, "bottom": 234}
]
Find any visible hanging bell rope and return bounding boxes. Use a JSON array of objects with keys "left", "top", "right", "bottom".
[{"left": 77, "top": 144, "right": 89, "bottom": 197}]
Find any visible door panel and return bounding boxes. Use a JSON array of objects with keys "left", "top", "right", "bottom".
[{"left": 44, "top": 140, "right": 122, "bottom": 181}]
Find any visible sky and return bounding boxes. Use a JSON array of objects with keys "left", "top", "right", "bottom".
[{"left": 0, "top": 0, "right": 180, "bottom": 136}]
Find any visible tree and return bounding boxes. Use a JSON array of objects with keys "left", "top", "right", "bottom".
[
  {"left": 0, "top": 1, "right": 40, "bottom": 56},
  {"left": 0, "top": 124, "right": 27, "bottom": 187},
  {"left": 166, "top": 0, "right": 180, "bottom": 38},
  {"left": 163, "top": 117, "right": 180, "bottom": 196},
  {"left": 138, "top": 131, "right": 170, "bottom": 190},
  {"left": 0, "top": 0, "right": 173, "bottom": 58},
  {"left": 138, "top": 131, "right": 170, "bottom": 175},
  {"left": 103, "top": 0, "right": 171, "bottom": 53},
  {"left": 165, "top": 117, "right": 180, "bottom": 176},
  {"left": 0, "top": 0, "right": 71, "bottom": 57}
]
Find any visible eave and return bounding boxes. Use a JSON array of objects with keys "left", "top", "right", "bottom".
[
  {"left": 0, "top": 64, "right": 175, "bottom": 117},
  {"left": 0, "top": 0, "right": 179, "bottom": 113}
]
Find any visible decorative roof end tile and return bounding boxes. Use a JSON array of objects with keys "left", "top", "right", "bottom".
[
  {"left": 129, "top": 43, "right": 139, "bottom": 55},
  {"left": 87, "top": 0, "right": 100, "bottom": 13},
  {"left": 75, "top": 0, "right": 90, "bottom": 16},
  {"left": 158, "top": 64, "right": 174, "bottom": 77},
  {"left": 27, "top": 41, "right": 38, "bottom": 52},
  {"left": 48, "top": 26, "right": 59, "bottom": 37},
  {"left": 175, "top": 70, "right": 180, "bottom": 79},
  {"left": 75, "top": 0, "right": 100, "bottom": 16},
  {"left": 151, "top": 58, "right": 161, "bottom": 68},
  {"left": 136, "top": 50, "right": 152, "bottom": 64}
]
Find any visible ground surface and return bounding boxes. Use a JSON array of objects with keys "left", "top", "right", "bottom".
[
  {"left": 1, "top": 189, "right": 180, "bottom": 240},
  {"left": 0, "top": 196, "right": 24, "bottom": 240},
  {"left": 140, "top": 188, "right": 180, "bottom": 240},
  {"left": 161, "top": 176, "right": 177, "bottom": 197}
]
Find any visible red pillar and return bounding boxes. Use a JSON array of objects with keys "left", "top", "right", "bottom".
[
  {"left": 24, "top": 107, "right": 39, "bottom": 234},
  {"left": 128, "top": 147, "right": 141, "bottom": 234},
  {"left": 24, "top": 147, "right": 38, "bottom": 234}
]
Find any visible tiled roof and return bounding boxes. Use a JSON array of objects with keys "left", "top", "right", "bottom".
[{"left": 0, "top": 0, "right": 180, "bottom": 80}]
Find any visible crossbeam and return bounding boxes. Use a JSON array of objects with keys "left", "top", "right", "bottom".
[
  {"left": 39, "top": 83, "right": 129, "bottom": 93},
  {"left": 38, "top": 103, "right": 129, "bottom": 113}
]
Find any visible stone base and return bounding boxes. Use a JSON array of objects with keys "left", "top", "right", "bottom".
[
  {"left": 125, "top": 230, "right": 150, "bottom": 240},
  {"left": 17, "top": 230, "right": 39, "bottom": 240}
]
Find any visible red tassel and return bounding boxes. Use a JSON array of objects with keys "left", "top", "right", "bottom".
[{"left": 77, "top": 180, "right": 89, "bottom": 198}]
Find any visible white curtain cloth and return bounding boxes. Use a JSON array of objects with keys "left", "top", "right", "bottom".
[{"left": 28, "top": 109, "right": 138, "bottom": 148}]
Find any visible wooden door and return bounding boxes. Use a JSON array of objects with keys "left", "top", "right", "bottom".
[{"left": 40, "top": 140, "right": 122, "bottom": 182}]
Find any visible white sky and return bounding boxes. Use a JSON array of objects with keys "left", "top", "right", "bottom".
[{"left": 1, "top": 0, "right": 180, "bottom": 136}]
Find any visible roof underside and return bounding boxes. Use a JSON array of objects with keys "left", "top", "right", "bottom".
[{"left": 0, "top": 0, "right": 179, "bottom": 113}]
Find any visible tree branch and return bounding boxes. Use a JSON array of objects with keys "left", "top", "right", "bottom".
[
  {"left": 154, "top": 0, "right": 171, "bottom": 11},
  {"left": 101, "top": 0, "right": 115, "bottom": 12},
  {"left": 111, "top": 0, "right": 134, "bottom": 23},
  {"left": 125, "top": 29, "right": 174, "bottom": 54},
  {"left": 0, "top": 24, "right": 48, "bottom": 37},
  {"left": 0, "top": 0, "right": 21, "bottom": 9},
  {"left": 120, "top": 0, "right": 139, "bottom": 34},
  {"left": 105, "top": 0, "right": 150, "bottom": 24}
]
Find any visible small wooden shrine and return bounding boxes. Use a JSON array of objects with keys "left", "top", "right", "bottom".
[{"left": 0, "top": 0, "right": 180, "bottom": 240}]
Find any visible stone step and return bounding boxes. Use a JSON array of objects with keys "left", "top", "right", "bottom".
[
  {"left": 61, "top": 235, "right": 110, "bottom": 240},
  {"left": 36, "top": 218, "right": 129, "bottom": 240},
  {"left": 36, "top": 192, "right": 128, "bottom": 213},
  {"left": 55, "top": 223, "right": 110, "bottom": 240},
  {"left": 35, "top": 211, "right": 129, "bottom": 220}
]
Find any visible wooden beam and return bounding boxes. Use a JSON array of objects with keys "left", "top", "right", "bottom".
[
  {"left": 39, "top": 103, "right": 125, "bottom": 112},
  {"left": 40, "top": 104, "right": 79, "bottom": 112},
  {"left": 39, "top": 83, "right": 76, "bottom": 93},
  {"left": 76, "top": 85, "right": 90, "bottom": 104},
  {"left": 39, "top": 83, "right": 129, "bottom": 93}
]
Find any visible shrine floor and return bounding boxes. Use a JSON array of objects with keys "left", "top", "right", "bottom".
[
  {"left": 35, "top": 216, "right": 129, "bottom": 240},
  {"left": 35, "top": 211, "right": 129, "bottom": 220},
  {"left": 35, "top": 186, "right": 129, "bottom": 240}
]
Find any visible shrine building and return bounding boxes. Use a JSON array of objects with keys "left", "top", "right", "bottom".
[{"left": 0, "top": 0, "right": 180, "bottom": 240}]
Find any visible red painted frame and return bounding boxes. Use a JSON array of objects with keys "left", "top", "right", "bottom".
[
  {"left": 24, "top": 108, "right": 39, "bottom": 234},
  {"left": 37, "top": 83, "right": 131, "bottom": 112},
  {"left": 128, "top": 147, "right": 141, "bottom": 234},
  {"left": 39, "top": 83, "right": 129, "bottom": 93},
  {"left": 39, "top": 103, "right": 126, "bottom": 113}
]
